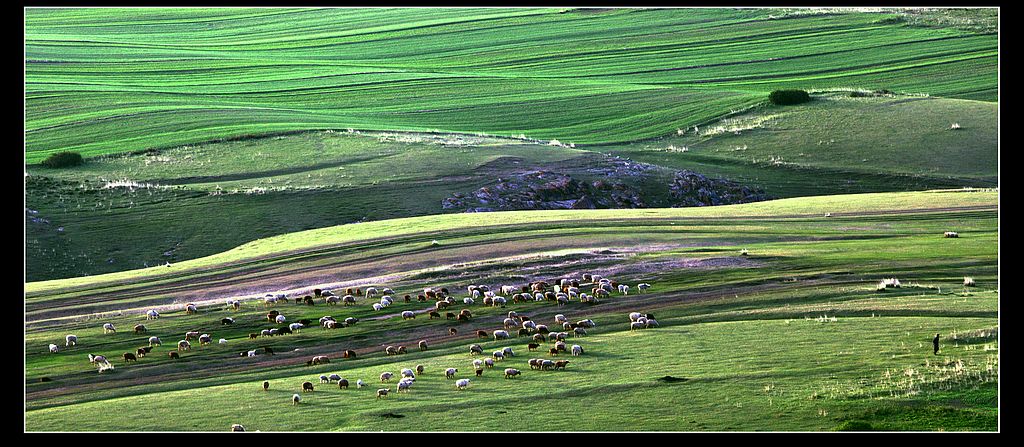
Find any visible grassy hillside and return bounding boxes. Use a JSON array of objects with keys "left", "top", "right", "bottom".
[
  {"left": 24, "top": 190, "right": 998, "bottom": 431},
  {"left": 25, "top": 8, "right": 997, "bottom": 163}
]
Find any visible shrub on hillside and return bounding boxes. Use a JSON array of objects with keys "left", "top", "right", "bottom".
[
  {"left": 769, "top": 89, "right": 811, "bottom": 105},
  {"left": 835, "top": 420, "right": 874, "bottom": 431},
  {"left": 40, "top": 151, "right": 84, "bottom": 168}
]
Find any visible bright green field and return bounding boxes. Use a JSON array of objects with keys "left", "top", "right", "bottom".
[
  {"left": 25, "top": 8, "right": 997, "bottom": 163},
  {"left": 24, "top": 190, "right": 998, "bottom": 431}
]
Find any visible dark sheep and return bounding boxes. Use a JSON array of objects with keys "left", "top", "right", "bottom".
[
  {"left": 266, "top": 314, "right": 278, "bottom": 322},
  {"left": 134, "top": 324, "right": 147, "bottom": 334},
  {"left": 475, "top": 369, "right": 483, "bottom": 377},
  {"left": 169, "top": 352, "right": 180, "bottom": 359},
  {"left": 221, "top": 318, "right": 234, "bottom": 325},
  {"left": 342, "top": 350, "right": 357, "bottom": 359},
  {"left": 429, "top": 311, "right": 441, "bottom": 320},
  {"left": 136, "top": 348, "right": 147, "bottom": 358},
  {"left": 518, "top": 328, "right": 531, "bottom": 337},
  {"left": 554, "top": 360, "right": 570, "bottom": 370},
  {"left": 123, "top": 352, "right": 137, "bottom": 363},
  {"left": 313, "top": 289, "right": 322, "bottom": 297},
  {"left": 440, "top": 287, "right": 449, "bottom": 295},
  {"left": 302, "top": 381, "right": 314, "bottom": 392},
  {"left": 298, "top": 319, "right": 312, "bottom": 326},
  {"left": 338, "top": 379, "right": 349, "bottom": 390},
  {"left": 277, "top": 327, "right": 292, "bottom": 335},
  {"left": 457, "top": 314, "right": 470, "bottom": 322},
  {"left": 548, "top": 348, "right": 559, "bottom": 356},
  {"left": 446, "top": 312, "right": 456, "bottom": 320},
  {"left": 397, "top": 346, "right": 408, "bottom": 354},
  {"left": 476, "top": 330, "right": 488, "bottom": 339},
  {"left": 449, "top": 327, "right": 458, "bottom": 336},
  {"left": 263, "top": 381, "right": 269, "bottom": 391},
  {"left": 404, "top": 295, "right": 412, "bottom": 302},
  {"left": 249, "top": 333, "right": 259, "bottom": 340},
  {"left": 418, "top": 294, "right": 427, "bottom": 302},
  {"left": 533, "top": 334, "right": 547, "bottom": 342},
  {"left": 528, "top": 343, "right": 540, "bottom": 351}
]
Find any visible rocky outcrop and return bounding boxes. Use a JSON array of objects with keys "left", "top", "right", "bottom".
[{"left": 668, "top": 170, "right": 767, "bottom": 206}]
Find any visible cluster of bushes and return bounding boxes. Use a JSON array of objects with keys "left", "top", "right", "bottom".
[
  {"left": 849, "top": 89, "right": 895, "bottom": 98},
  {"left": 40, "top": 151, "right": 84, "bottom": 168},
  {"left": 768, "top": 89, "right": 811, "bottom": 105}
]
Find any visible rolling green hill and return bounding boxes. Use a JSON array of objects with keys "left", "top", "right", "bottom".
[
  {"left": 25, "top": 8, "right": 997, "bottom": 163},
  {"left": 24, "top": 190, "right": 998, "bottom": 431}
]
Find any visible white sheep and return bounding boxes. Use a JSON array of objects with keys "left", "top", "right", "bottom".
[
  {"left": 464, "top": 297, "right": 475, "bottom": 305},
  {"left": 380, "top": 296, "right": 393, "bottom": 305},
  {"left": 376, "top": 388, "right": 389, "bottom": 399},
  {"left": 380, "top": 372, "right": 394, "bottom": 382},
  {"left": 493, "top": 330, "right": 510, "bottom": 340},
  {"left": 484, "top": 358, "right": 495, "bottom": 368},
  {"left": 177, "top": 340, "right": 192, "bottom": 351},
  {"left": 554, "top": 314, "right": 568, "bottom": 324},
  {"left": 445, "top": 368, "right": 458, "bottom": 379},
  {"left": 492, "top": 297, "right": 506, "bottom": 307},
  {"left": 618, "top": 284, "right": 629, "bottom": 295},
  {"left": 146, "top": 309, "right": 160, "bottom": 320},
  {"left": 357, "top": 379, "right": 366, "bottom": 388},
  {"left": 397, "top": 379, "right": 413, "bottom": 393},
  {"left": 630, "top": 322, "right": 646, "bottom": 331},
  {"left": 401, "top": 368, "right": 415, "bottom": 378},
  {"left": 364, "top": 287, "right": 379, "bottom": 299},
  {"left": 571, "top": 345, "right": 584, "bottom": 356},
  {"left": 231, "top": 424, "right": 245, "bottom": 432},
  {"left": 629, "top": 312, "right": 643, "bottom": 322},
  {"left": 492, "top": 351, "right": 505, "bottom": 361},
  {"left": 289, "top": 323, "right": 304, "bottom": 332},
  {"left": 503, "top": 318, "right": 516, "bottom": 329},
  {"left": 275, "top": 315, "right": 287, "bottom": 324},
  {"left": 508, "top": 311, "right": 519, "bottom": 319},
  {"left": 292, "top": 394, "right": 301, "bottom": 405},
  {"left": 502, "top": 347, "right": 515, "bottom": 357},
  {"left": 472, "top": 359, "right": 484, "bottom": 369},
  {"left": 382, "top": 288, "right": 395, "bottom": 295},
  {"left": 88, "top": 354, "right": 114, "bottom": 372},
  {"left": 102, "top": 323, "right": 116, "bottom": 334},
  {"left": 523, "top": 320, "right": 537, "bottom": 330},
  {"left": 320, "top": 375, "right": 330, "bottom": 384},
  {"left": 247, "top": 350, "right": 258, "bottom": 357},
  {"left": 328, "top": 373, "right": 342, "bottom": 382},
  {"left": 325, "top": 295, "right": 341, "bottom": 305},
  {"left": 65, "top": 334, "right": 78, "bottom": 347},
  {"left": 402, "top": 311, "right": 415, "bottom": 320},
  {"left": 372, "top": 303, "right": 384, "bottom": 311},
  {"left": 637, "top": 283, "right": 651, "bottom": 293},
  {"left": 455, "top": 379, "right": 470, "bottom": 390},
  {"left": 577, "top": 319, "right": 596, "bottom": 328},
  {"left": 198, "top": 334, "right": 212, "bottom": 345},
  {"left": 556, "top": 296, "right": 568, "bottom": 306},
  {"left": 534, "top": 292, "right": 545, "bottom": 301},
  {"left": 48, "top": 344, "right": 59, "bottom": 353},
  {"left": 573, "top": 327, "right": 587, "bottom": 337},
  {"left": 149, "top": 336, "right": 161, "bottom": 347}
]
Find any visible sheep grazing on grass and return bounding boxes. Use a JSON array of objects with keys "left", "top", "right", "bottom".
[
  {"left": 302, "top": 381, "right": 315, "bottom": 392},
  {"left": 263, "top": 381, "right": 270, "bottom": 391},
  {"left": 65, "top": 334, "right": 78, "bottom": 347},
  {"left": 342, "top": 350, "right": 357, "bottom": 359},
  {"left": 502, "top": 347, "right": 515, "bottom": 357},
  {"left": 554, "top": 341, "right": 567, "bottom": 352},
  {"left": 548, "top": 347, "right": 559, "bottom": 356},
  {"left": 446, "top": 312, "right": 456, "bottom": 320},
  {"left": 397, "top": 379, "right": 413, "bottom": 393},
  {"left": 429, "top": 311, "right": 441, "bottom": 320},
  {"left": 504, "top": 368, "right": 521, "bottom": 379},
  {"left": 146, "top": 310, "right": 160, "bottom": 320},
  {"left": 380, "top": 372, "right": 394, "bottom": 382},
  {"left": 482, "top": 358, "right": 494, "bottom": 368},
  {"left": 320, "top": 375, "right": 330, "bottom": 384},
  {"left": 342, "top": 295, "right": 356, "bottom": 305},
  {"left": 364, "top": 287, "right": 379, "bottom": 299},
  {"left": 504, "top": 318, "right": 517, "bottom": 329},
  {"left": 243, "top": 350, "right": 258, "bottom": 357},
  {"left": 356, "top": 379, "right": 366, "bottom": 388},
  {"left": 169, "top": 351, "right": 179, "bottom": 359},
  {"left": 945, "top": 231, "right": 960, "bottom": 238},
  {"left": 533, "top": 333, "right": 546, "bottom": 343},
  {"left": 618, "top": 284, "right": 630, "bottom": 295},
  {"left": 338, "top": 379, "right": 349, "bottom": 389},
  {"left": 376, "top": 388, "right": 390, "bottom": 399},
  {"left": 88, "top": 354, "right": 114, "bottom": 372},
  {"left": 345, "top": 317, "right": 359, "bottom": 326},
  {"left": 492, "top": 297, "right": 507, "bottom": 307},
  {"left": 325, "top": 295, "right": 341, "bottom": 305},
  {"left": 472, "top": 359, "right": 484, "bottom": 369},
  {"left": 571, "top": 345, "right": 584, "bottom": 356},
  {"left": 185, "top": 303, "right": 198, "bottom": 315},
  {"left": 198, "top": 334, "right": 212, "bottom": 346},
  {"left": 326, "top": 373, "right": 342, "bottom": 383},
  {"left": 221, "top": 317, "right": 234, "bottom": 325},
  {"left": 527, "top": 343, "right": 540, "bottom": 351},
  {"left": 492, "top": 351, "right": 505, "bottom": 361},
  {"left": 48, "top": 344, "right": 59, "bottom": 353},
  {"left": 540, "top": 360, "right": 555, "bottom": 371},
  {"left": 292, "top": 394, "right": 302, "bottom": 405},
  {"left": 493, "top": 330, "right": 510, "bottom": 340},
  {"left": 231, "top": 424, "right": 245, "bottom": 432},
  {"left": 554, "top": 332, "right": 568, "bottom": 341},
  {"left": 385, "top": 346, "right": 399, "bottom": 356},
  {"left": 275, "top": 315, "right": 287, "bottom": 324},
  {"left": 230, "top": 300, "right": 241, "bottom": 311},
  {"left": 645, "top": 319, "right": 660, "bottom": 328},
  {"left": 102, "top": 323, "right": 116, "bottom": 334},
  {"left": 401, "top": 368, "right": 415, "bottom": 379},
  {"left": 177, "top": 340, "right": 192, "bottom": 351},
  {"left": 289, "top": 323, "right": 304, "bottom": 333},
  {"left": 470, "top": 344, "right": 483, "bottom": 355},
  {"left": 445, "top": 368, "right": 458, "bottom": 379},
  {"left": 877, "top": 278, "right": 901, "bottom": 291},
  {"left": 455, "top": 379, "right": 471, "bottom": 390},
  {"left": 554, "top": 360, "right": 570, "bottom": 370},
  {"left": 964, "top": 277, "right": 976, "bottom": 287},
  {"left": 630, "top": 322, "right": 646, "bottom": 331},
  {"left": 519, "top": 328, "right": 532, "bottom": 338},
  {"left": 637, "top": 283, "right": 651, "bottom": 293},
  {"left": 475, "top": 330, "right": 488, "bottom": 339},
  {"left": 463, "top": 297, "right": 475, "bottom": 305},
  {"left": 449, "top": 328, "right": 459, "bottom": 336},
  {"left": 573, "top": 327, "right": 588, "bottom": 337},
  {"left": 402, "top": 311, "right": 416, "bottom": 320},
  {"left": 523, "top": 320, "right": 537, "bottom": 330},
  {"left": 416, "top": 364, "right": 425, "bottom": 375},
  {"left": 554, "top": 314, "right": 568, "bottom": 324},
  {"left": 536, "top": 325, "right": 550, "bottom": 335},
  {"left": 629, "top": 312, "right": 643, "bottom": 322}
]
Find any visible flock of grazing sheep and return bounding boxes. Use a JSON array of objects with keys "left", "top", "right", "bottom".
[{"left": 45, "top": 273, "right": 658, "bottom": 427}]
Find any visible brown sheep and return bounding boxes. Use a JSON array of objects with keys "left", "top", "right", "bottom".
[
  {"left": 457, "top": 314, "right": 470, "bottom": 322},
  {"left": 446, "top": 312, "right": 456, "bottom": 320},
  {"left": 397, "top": 346, "right": 407, "bottom": 355},
  {"left": 267, "top": 314, "right": 278, "bottom": 322},
  {"left": 554, "top": 360, "right": 570, "bottom": 370},
  {"left": 436, "top": 301, "right": 451, "bottom": 310},
  {"left": 449, "top": 327, "right": 458, "bottom": 336},
  {"left": 134, "top": 324, "right": 147, "bottom": 334},
  {"left": 123, "top": 352, "right": 137, "bottom": 363},
  {"left": 385, "top": 346, "right": 399, "bottom": 356},
  {"left": 429, "top": 311, "right": 441, "bottom": 320},
  {"left": 518, "top": 328, "right": 531, "bottom": 337},
  {"left": 136, "top": 347, "right": 147, "bottom": 358},
  {"left": 533, "top": 334, "right": 547, "bottom": 343},
  {"left": 527, "top": 343, "right": 540, "bottom": 351},
  {"left": 302, "top": 381, "right": 315, "bottom": 392},
  {"left": 338, "top": 379, "right": 349, "bottom": 389},
  {"left": 528, "top": 359, "right": 541, "bottom": 370},
  {"left": 418, "top": 294, "right": 427, "bottom": 302},
  {"left": 476, "top": 330, "right": 488, "bottom": 339},
  {"left": 342, "top": 350, "right": 357, "bottom": 359},
  {"left": 460, "top": 309, "right": 472, "bottom": 318},
  {"left": 404, "top": 295, "right": 412, "bottom": 302},
  {"left": 168, "top": 352, "right": 179, "bottom": 359},
  {"left": 249, "top": 333, "right": 259, "bottom": 339},
  {"left": 548, "top": 348, "right": 559, "bottom": 356}
]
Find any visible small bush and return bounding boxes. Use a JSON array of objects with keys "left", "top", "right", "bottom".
[
  {"left": 40, "top": 151, "right": 84, "bottom": 168},
  {"left": 835, "top": 420, "right": 874, "bottom": 431},
  {"left": 769, "top": 89, "right": 811, "bottom": 105}
]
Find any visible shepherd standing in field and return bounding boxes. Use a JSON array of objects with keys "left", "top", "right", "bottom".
[{"left": 933, "top": 333, "right": 941, "bottom": 355}]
